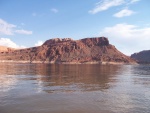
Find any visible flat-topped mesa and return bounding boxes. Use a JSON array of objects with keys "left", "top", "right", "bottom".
[
  {"left": 43, "top": 37, "right": 109, "bottom": 47},
  {"left": 80, "top": 37, "right": 109, "bottom": 47},
  {"left": 0, "top": 37, "right": 136, "bottom": 64},
  {"left": 43, "top": 38, "right": 73, "bottom": 45}
]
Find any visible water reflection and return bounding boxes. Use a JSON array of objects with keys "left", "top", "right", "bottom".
[
  {"left": 0, "top": 64, "right": 18, "bottom": 92},
  {"left": 131, "top": 65, "right": 150, "bottom": 86},
  {"left": 0, "top": 63, "right": 121, "bottom": 93},
  {"left": 0, "top": 63, "right": 150, "bottom": 113},
  {"left": 35, "top": 64, "right": 122, "bottom": 93},
  {"left": 0, "top": 75, "right": 18, "bottom": 92}
]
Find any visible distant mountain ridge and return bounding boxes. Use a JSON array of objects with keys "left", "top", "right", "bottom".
[
  {"left": 0, "top": 37, "right": 136, "bottom": 64},
  {"left": 131, "top": 50, "right": 150, "bottom": 64}
]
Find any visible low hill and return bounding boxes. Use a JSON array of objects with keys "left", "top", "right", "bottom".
[
  {"left": 0, "top": 46, "right": 15, "bottom": 52},
  {"left": 131, "top": 50, "right": 150, "bottom": 64}
]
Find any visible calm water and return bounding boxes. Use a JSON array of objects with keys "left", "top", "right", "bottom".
[{"left": 0, "top": 63, "right": 150, "bottom": 113}]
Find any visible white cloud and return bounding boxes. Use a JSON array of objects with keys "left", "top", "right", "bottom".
[
  {"left": 51, "top": 8, "right": 58, "bottom": 13},
  {"left": 0, "top": 19, "right": 16, "bottom": 35},
  {"left": 113, "top": 8, "right": 135, "bottom": 18},
  {"left": 100, "top": 23, "right": 150, "bottom": 55},
  {"left": 89, "top": 0, "right": 125, "bottom": 14},
  {"left": 15, "top": 29, "right": 32, "bottom": 35},
  {"left": 0, "top": 38, "right": 25, "bottom": 48},
  {"left": 35, "top": 40, "right": 43, "bottom": 46},
  {"left": 0, "top": 18, "right": 33, "bottom": 36},
  {"left": 89, "top": 0, "right": 140, "bottom": 14}
]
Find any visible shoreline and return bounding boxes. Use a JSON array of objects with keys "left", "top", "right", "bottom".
[{"left": 0, "top": 60, "right": 137, "bottom": 65}]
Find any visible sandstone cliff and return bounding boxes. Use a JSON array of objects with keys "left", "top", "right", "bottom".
[
  {"left": 0, "top": 37, "right": 136, "bottom": 64},
  {"left": 131, "top": 50, "right": 150, "bottom": 64}
]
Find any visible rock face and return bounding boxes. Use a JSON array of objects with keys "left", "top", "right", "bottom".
[
  {"left": 0, "top": 37, "right": 136, "bottom": 64},
  {"left": 131, "top": 50, "right": 150, "bottom": 64}
]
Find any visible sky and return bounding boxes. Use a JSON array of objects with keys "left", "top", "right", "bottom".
[{"left": 0, "top": 0, "right": 150, "bottom": 55}]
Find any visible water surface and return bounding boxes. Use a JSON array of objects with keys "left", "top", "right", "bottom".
[{"left": 0, "top": 63, "right": 150, "bottom": 113}]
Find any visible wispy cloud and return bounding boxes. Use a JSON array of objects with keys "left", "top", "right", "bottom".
[
  {"left": 51, "top": 8, "right": 58, "bottom": 13},
  {"left": 0, "top": 38, "right": 25, "bottom": 48},
  {"left": 113, "top": 8, "right": 135, "bottom": 18},
  {"left": 35, "top": 40, "right": 43, "bottom": 46},
  {"left": 100, "top": 23, "right": 150, "bottom": 55},
  {"left": 89, "top": 0, "right": 140, "bottom": 14},
  {"left": 129, "top": 0, "right": 140, "bottom": 4},
  {"left": 0, "top": 18, "right": 33, "bottom": 36},
  {"left": 0, "top": 19, "right": 16, "bottom": 35},
  {"left": 89, "top": 0, "right": 125, "bottom": 14},
  {"left": 15, "top": 29, "right": 32, "bottom": 35}
]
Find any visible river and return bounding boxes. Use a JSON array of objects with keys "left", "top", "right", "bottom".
[{"left": 0, "top": 63, "right": 150, "bottom": 113}]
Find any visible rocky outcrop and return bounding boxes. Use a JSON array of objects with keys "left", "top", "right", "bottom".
[
  {"left": 131, "top": 50, "right": 150, "bottom": 64},
  {"left": 0, "top": 37, "right": 136, "bottom": 64}
]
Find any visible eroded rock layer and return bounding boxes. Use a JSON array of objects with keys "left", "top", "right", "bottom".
[{"left": 0, "top": 37, "right": 136, "bottom": 64}]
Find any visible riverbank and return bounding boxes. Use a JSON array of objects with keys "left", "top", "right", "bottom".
[{"left": 0, "top": 60, "right": 137, "bottom": 65}]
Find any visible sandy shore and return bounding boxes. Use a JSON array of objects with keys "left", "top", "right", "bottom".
[{"left": 0, "top": 60, "right": 137, "bottom": 65}]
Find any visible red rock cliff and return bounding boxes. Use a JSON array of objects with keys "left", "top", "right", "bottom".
[{"left": 0, "top": 37, "right": 136, "bottom": 64}]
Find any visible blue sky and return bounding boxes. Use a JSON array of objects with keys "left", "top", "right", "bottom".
[{"left": 0, "top": 0, "right": 150, "bottom": 55}]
